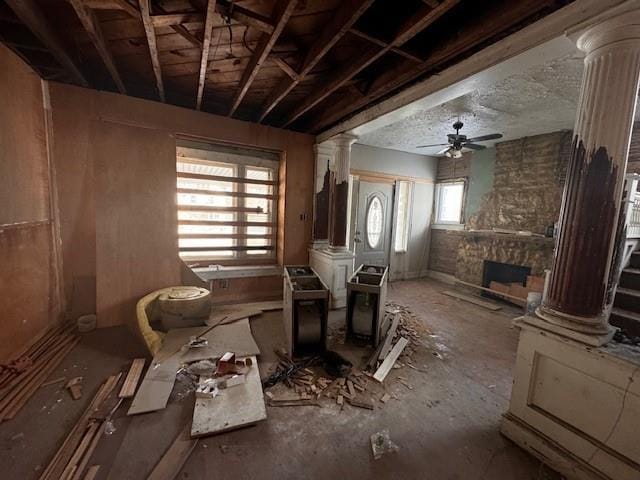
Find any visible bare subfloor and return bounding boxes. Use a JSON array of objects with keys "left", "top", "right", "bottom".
[{"left": 0, "top": 278, "right": 561, "bottom": 480}]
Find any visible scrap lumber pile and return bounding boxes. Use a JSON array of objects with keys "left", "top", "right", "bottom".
[
  {"left": 489, "top": 275, "right": 544, "bottom": 306},
  {"left": 0, "top": 323, "right": 80, "bottom": 421},
  {"left": 39, "top": 372, "right": 124, "bottom": 480},
  {"left": 264, "top": 349, "right": 378, "bottom": 410}
]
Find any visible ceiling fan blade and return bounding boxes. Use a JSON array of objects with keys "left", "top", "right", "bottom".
[
  {"left": 466, "top": 133, "right": 503, "bottom": 142},
  {"left": 436, "top": 146, "right": 452, "bottom": 155},
  {"left": 416, "top": 143, "right": 449, "bottom": 148},
  {"left": 463, "top": 143, "right": 486, "bottom": 150}
]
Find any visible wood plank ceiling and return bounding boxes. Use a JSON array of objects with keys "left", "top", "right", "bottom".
[{"left": 0, "top": 0, "right": 573, "bottom": 134}]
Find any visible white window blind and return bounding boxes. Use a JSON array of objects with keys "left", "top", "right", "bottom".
[{"left": 176, "top": 143, "right": 279, "bottom": 265}]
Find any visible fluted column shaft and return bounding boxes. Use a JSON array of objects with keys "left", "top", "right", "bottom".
[
  {"left": 329, "top": 134, "right": 357, "bottom": 250},
  {"left": 537, "top": 12, "right": 640, "bottom": 338}
]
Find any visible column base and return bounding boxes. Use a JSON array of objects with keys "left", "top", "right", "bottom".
[
  {"left": 502, "top": 319, "right": 640, "bottom": 480},
  {"left": 309, "top": 247, "right": 354, "bottom": 309},
  {"left": 530, "top": 305, "right": 616, "bottom": 346},
  {"left": 310, "top": 239, "right": 329, "bottom": 250}
]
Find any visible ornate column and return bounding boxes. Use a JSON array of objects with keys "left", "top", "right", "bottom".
[
  {"left": 311, "top": 141, "right": 335, "bottom": 249},
  {"left": 531, "top": 11, "right": 640, "bottom": 346},
  {"left": 329, "top": 134, "right": 358, "bottom": 250},
  {"left": 309, "top": 133, "right": 357, "bottom": 309}
]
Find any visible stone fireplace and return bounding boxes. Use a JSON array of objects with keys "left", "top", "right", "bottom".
[{"left": 455, "top": 231, "right": 555, "bottom": 286}]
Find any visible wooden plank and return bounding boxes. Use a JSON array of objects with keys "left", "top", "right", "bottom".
[
  {"left": 441, "top": 290, "right": 503, "bottom": 311},
  {"left": 147, "top": 422, "right": 198, "bottom": 480},
  {"left": 196, "top": 1, "right": 219, "bottom": 110},
  {"left": 377, "top": 313, "right": 400, "bottom": 361},
  {"left": 373, "top": 337, "right": 409, "bottom": 383},
  {"left": 119, "top": 358, "right": 146, "bottom": 398},
  {"left": 191, "top": 355, "right": 266, "bottom": 437},
  {"left": 228, "top": 0, "right": 297, "bottom": 116},
  {"left": 138, "top": 0, "right": 165, "bottom": 102},
  {"left": 5, "top": 0, "right": 88, "bottom": 86},
  {"left": 83, "top": 465, "right": 100, "bottom": 480},
  {"left": 82, "top": 465, "right": 100, "bottom": 480},
  {"left": 258, "top": 0, "right": 374, "bottom": 122},
  {"left": 150, "top": 13, "right": 203, "bottom": 27},
  {"left": 69, "top": 0, "right": 126, "bottom": 93},
  {"left": 281, "top": 0, "right": 459, "bottom": 127}
]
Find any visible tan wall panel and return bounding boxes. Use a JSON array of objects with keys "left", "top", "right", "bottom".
[
  {"left": 0, "top": 45, "right": 58, "bottom": 361},
  {"left": 93, "top": 121, "right": 181, "bottom": 328},
  {"left": 50, "top": 83, "right": 314, "bottom": 322},
  {"left": 0, "top": 45, "right": 49, "bottom": 225}
]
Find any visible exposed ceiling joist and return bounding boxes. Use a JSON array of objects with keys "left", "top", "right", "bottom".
[
  {"left": 309, "top": 0, "right": 556, "bottom": 133},
  {"left": 138, "top": 0, "right": 164, "bottom": 101},
  {"left": 69, "top": 0, "right": 127, "bottom": 93},
  {"left": 196, "top": 0, "right": 219, "bottom": 110},
  {"left": 281, "top": 0, "right": 459, "bottom": 127},
  {"left": 257, "top": 0, "right": 374, "bottom": 123},
  {"left": 349, "top": 28, "right": 423, "bottom": 63},
  {"left": 5, "top": 0, "right": 88, "bottom": 87},
  {"left": 150, "top": 13, "right": 202, "bottom": 27},
  {"left": 216, "top": 1, "right": 275, "bottom": 35},
  {"left": 272, "top": 57, "right": 299, "bottom": 80},
  {"left": 228, "top": 0, "right": 297, "bottom": 116}
]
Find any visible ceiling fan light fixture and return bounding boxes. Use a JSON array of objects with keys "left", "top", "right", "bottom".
[{"left": 444, "top": 147, "right": 463, "bottom": 159}]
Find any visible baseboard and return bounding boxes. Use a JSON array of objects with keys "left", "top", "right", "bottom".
[{"left": 500, "top": 413, "right": 608, "bottom": 480}]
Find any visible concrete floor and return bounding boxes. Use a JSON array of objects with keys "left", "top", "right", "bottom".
[{"left": 0, "top": 278, "right": 562, "bottom": 480}]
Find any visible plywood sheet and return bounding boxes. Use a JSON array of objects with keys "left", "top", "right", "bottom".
[
  {"left": 128, "top": 318, "right": 259, "bottom": 415},
  {"left": 93, "top": 121, "right": 180, "bottom": 328},
  {"left": 191, "top": 355, "right": 266, "bottom": 437}
]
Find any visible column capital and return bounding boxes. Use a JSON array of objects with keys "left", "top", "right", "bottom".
[
  {"left": 576, "top": 10, "right": 640, "bottom": 54},
  {"left": 331, "top": 133, "right": 358, "bottom": 148},
  {"left": 314, "top": 141, "right": 335, "bottom": 157}
]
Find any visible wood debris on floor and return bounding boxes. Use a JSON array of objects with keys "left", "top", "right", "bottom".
[{"left": 0, "top": 323, "right": 80, "bottom": 421}]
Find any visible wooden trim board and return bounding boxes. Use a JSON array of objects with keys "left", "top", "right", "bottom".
[
  {"left": 377, "top": 313, "right": 400, "bottom": 362},
  {"left": 119, "top": 358, "right": 146, "bottom": 398},
  {"left": 191, "top": 355, "right": 266, "bottom": 437},
  {"left": 441, "top": 290, "right": 502, "bottom": 311},
  {"left": 147, "top": 422, "right": 198, "bottom": 480},
  {"left": 373, "top": 337, "right": 409, "bottom": 383}
]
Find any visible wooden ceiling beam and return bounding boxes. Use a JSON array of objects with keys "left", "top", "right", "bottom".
[
  {"left": 272, "top": 57, "right": 299, "bottom": 80},
  {"left": 138, "top": 0, "right": 164, "bottom": 101},
  {"left": 196, "top": 0, "right": 219, "bottom": 110},
  {"left": 280, "top": 0, "right": 459, "bottom": 127},
  {"left": 5, "top": 0, "right": 88, "bottom": 86},
  {"left": 69, "top": 0, "right": 127, "bottom": 93},
  {"left": 150, "top": 13, "right": 203, "bottom": 27},
  {"left": 349, "top": 28, "right": 423, "bottom": 63},
  {"left": 308, "top": 0, "right": 556, "bottom": 133},
  {"left": 257, "top": 0, "right": 374, "bottom": 123},
  {"left": 228, "top": 0, "right": 297, "bottom": 117},
  {"left": 216, "top": 1, "right": 274, "bottom": 35}
]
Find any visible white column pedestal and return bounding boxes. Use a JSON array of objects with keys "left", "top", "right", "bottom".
[
  {"left": 309, "top": 247, "right": 354, "bottom": 309},
  {"left": 501, "top": 318, "right": 640, "bottom": 480}
]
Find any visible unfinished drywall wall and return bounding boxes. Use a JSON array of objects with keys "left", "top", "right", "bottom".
[
  {"left": 350, "top": 144, "right": 437, "bottom": 280},
  {"left": 0, "top": 45, "right": 60, "bottom": 361},
  {"left": 49, "top": 83, "right": 315, "bottom": 327}
]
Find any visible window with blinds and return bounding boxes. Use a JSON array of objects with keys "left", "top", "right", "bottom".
[{"left": 176, "top": 142, "right": 279, "bottom": 265}]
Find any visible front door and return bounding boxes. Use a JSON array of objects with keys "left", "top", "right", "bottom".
[{"left": 354, "top": 181, "right": 393, "bottom": 268}]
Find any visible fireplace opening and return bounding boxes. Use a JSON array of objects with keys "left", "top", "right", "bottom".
[{"left": 482, "top": 260, "right": 531, "bottom": 301}]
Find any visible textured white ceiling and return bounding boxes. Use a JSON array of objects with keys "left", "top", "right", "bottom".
[{"left": 358, "top": 52, "right": 587, "bottom": 156}]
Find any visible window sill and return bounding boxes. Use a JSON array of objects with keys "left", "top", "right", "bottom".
[
  {"left": 191, "top": 264, "right": 283, "bottom": 281},
  {"left": 432, "top": 223, "right": 465, "bottom": 231}
]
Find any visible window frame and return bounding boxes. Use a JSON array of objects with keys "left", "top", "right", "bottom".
[
  {"left": 393, "top": 180, "right": 413, "bottom": 253},
  {"left": 433, "top": 179, "right": 466, "bottom": 227},
  {"left": 176, "top": 142, "right": 279, "bottom": 266}
]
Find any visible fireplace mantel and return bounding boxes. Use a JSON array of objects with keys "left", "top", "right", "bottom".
[{"left": 462, "top": 230, "right": 555, "bottom": 245}]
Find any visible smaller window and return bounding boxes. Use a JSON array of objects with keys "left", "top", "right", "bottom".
[
  {"left": 435, "top": 181, "right": 465, "bottom": 225},
  {"left": 394, "top": 181, "right": 412, "bottom": 253}
]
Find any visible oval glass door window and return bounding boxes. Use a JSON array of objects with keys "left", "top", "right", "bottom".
[{"left": 366, "top": 196, "right": 383, "bottom": 248}]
